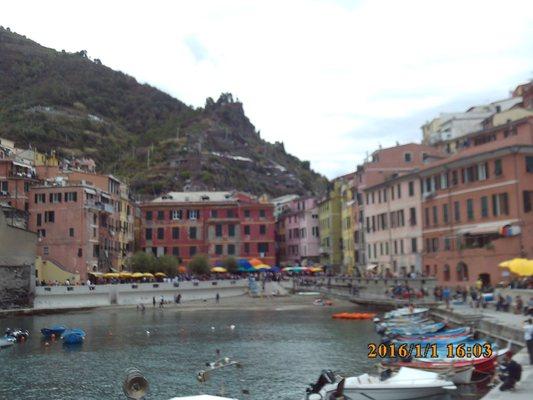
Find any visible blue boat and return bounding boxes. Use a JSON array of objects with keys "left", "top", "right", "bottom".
[
  {"left": 41, "top": 325, "right": 67, "bottom": 338},
  {"left": 395, "top": 334, "right": 471, "bottom": 346},
  {"left": 61, "top": 328, "right": 86, "bottom": 345},
  {"left": 387, "top": 321, "right": 445, "bottom": 336}
]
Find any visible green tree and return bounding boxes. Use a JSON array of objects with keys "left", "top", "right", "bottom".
[
  {"left": 188, "top": 254, "right": 209, "bottom": 275},
  {"left": 155, "top": 255, "right": 179, "bottom": 276},
  {"left": 221, "top": 256, "right": 238, "bottom": 273},
  {"left": 128, "top": 251, "right": 155, "bottom": 273}
]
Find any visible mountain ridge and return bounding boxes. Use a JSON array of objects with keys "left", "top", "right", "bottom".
[{"left": 0, "top": 27, "right": 327, "bottom": 197}]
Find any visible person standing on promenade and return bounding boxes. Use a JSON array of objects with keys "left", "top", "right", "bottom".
[
  {"left": 216, "top": 292, "right": 220, "bottom": 304},
  {"left": 443, "top": 286, "right": 451, "bottom": 309},
  {"left": 525, "top": 318, "right": 533, "bottom": 365},
  {"left": 152, "top": 296, "right": 156, "bottom": 307}
]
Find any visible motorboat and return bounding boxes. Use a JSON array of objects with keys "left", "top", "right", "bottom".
[
  {"left": 382, "top": 307, "right": 429, "bottom": 320},
  {"left": 305, "top": 367, "right": 456, "bottom": 400},
  {"left": 61, "top": 328, "right": 86, "bottom": 345},
  {"left": 41, "top": 325, "right": 67, "bottom": 338},
  {"left": 385, "top": 321, "right": 445, "bottom": 336},
  {"left": 394, "top": 327, "right": 470, "bottom": 342},
  {"left": 384, "top": 355, "right": 497, "bottom": 377},
  {"left": 0, "top": 338, "right": 14, "bottom": 349},
  {"left": 393, "top": 333, "right": 471, "bottom": 345},
  {"left": 4, "top": 328, "right": 29, "bottom": 342},
  {"left": 380, "top": 362, "right": 474, "bottom": 384}
]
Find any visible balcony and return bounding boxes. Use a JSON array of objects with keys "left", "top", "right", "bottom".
[{"left": 86, "top": 201, "right": 115, "bottom": 213}]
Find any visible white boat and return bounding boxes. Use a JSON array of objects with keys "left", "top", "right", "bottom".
[
  {"left": 383, "top": 307, "right": 429, "bottom": 320},
  {"left": 307, "top": 367, "right": 456, "bottom": 400},
  {"left": 381, "top": 363, "right": 474, "bottom": 384},
  {"left": 0, "top": 338, "right": 14, "bottom": 349}
]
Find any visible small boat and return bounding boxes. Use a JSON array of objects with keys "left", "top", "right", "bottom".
[
  {"left": 61, "top": 328, "right": 86, "bottom": 345},
  {"left": 385, "top": 355, "right": 497, "bottom": 377},
  {"left": 4, "top": 328, "right": 30, "bottom": 343},
  {"left": 41, "top": 325, "right": 67, "bottom": 338},
  {"left": 385, "top": 321, "right": 445, "bottom": 336},
  {"left": 0, "top": 338, "right": 14, "bottom": 349},
  {"left": 380, "top": 362, "right": 474, "bottom": 384},
  {"left": 394, "top": 327, "right": 470, "bottom": 341},
  {"left": 382, "top": 307, "right": 429, "bottom": 320},
  {"left": 394, "top": 334, "right": 472, "bottom": 346},
  {"left": 306, "top": 367, "right": 456, "bottom": 400},
  {"left": 332, "top": 312, "right": 377, "bottom": 320}
]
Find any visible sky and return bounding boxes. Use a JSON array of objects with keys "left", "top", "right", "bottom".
[{"left": 2, "top": 0, "right": 533, "bottom": 178}]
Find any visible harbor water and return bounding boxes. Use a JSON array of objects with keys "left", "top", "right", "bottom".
[{"left": 0, "top": 305, "right": 490, "bottom": 399}]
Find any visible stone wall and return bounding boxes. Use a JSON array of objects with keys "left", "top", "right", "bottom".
[{"left": 0, "top": 265, "right": 34, "bottom": 309}]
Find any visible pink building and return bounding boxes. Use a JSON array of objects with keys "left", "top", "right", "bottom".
[{"left": 277, "top": 197, "right": 320, "bottom": 265}]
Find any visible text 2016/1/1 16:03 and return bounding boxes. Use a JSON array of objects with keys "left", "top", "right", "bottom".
[{"left": 367, "top": 343, "right": 493, "bottom": 359}]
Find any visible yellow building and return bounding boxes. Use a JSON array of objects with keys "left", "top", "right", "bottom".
[
  {"left": 318, "top": 180, "right": 343, "bottom": 270},
  {"left": 340, "top": 178, "right": 356, "bottom": 275}
]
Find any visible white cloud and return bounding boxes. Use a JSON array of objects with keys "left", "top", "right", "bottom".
[{"left": 2, "top": 0, "right": 533, "bottom": 178}]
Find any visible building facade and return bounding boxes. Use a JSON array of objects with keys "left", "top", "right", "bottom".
[
  {"left": 140, "top": 192, "right": 275, "bottom": 266},
  {"left": 277, "top": 197, "right": 320, "bottom": 266},
  {"left": 318, "top": 181, "right": 342, "bottom": 269},
  {"left": 421, "top": 117, "right": 533, "bottom": 287}
]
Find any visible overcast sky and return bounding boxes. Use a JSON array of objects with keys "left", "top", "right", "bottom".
[{"left": 3, "top": 0, "right": 533, "bottom": 178}]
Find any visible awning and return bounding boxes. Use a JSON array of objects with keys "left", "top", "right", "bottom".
[
  {"left": 84, "top": 188, "right": 97, "bottom": 195},
  {"left": 456, "top": 221, "right": 507, "bottom": 235}
]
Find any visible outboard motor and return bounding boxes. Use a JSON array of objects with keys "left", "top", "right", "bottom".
[
  {"left": 307, "top": 370, "right": 336, "bottom": 395},
  {"left": 379, "top": 369, "right": 392, "bottom": 381}
]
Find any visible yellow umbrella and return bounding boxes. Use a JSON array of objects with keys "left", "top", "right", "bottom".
[
  {"left": 253, "top": 263, "right": 271, "bottom": 270},
  {"left": 103, "top": 272, "right": 120, "bottom": 279},
  {"left": 119, "top": 272, "right": 133, "bottom": 278},
  {"left": 154, "top": 272, "right": 167, "bottom": 277},
  {"left": 142, "top": 273, "right": 154, "bottom": 278},
  {"left": 88, "top": 272, "right": 104, "bottom": 277},
  {"left": 132, "top": 272, "right": 144, "bottom": 279},
  {"left": 498, "top": 258, "right": 533, "bottom": 276},
  {"left": 310, "top": 267, "right": 323, "bottom": 273},
  {"left": 211, "top": 267, "right": 228, "bottom": 273}
]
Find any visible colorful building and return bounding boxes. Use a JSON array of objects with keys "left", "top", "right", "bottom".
[
  {"left": 318, "top": 180, "right": 343, "bottom": 270},
  {"left": 420, "top": 116, "right": 533, "bottom": 287},
  {"left": 140, "top": 191, "right": 275, "bottom": 266},
  {"left": 340, "top": 176, "right": 356, "bottom": 274},
  {"left": 277, "top": 197, "right": 320, "bottom": 266}
]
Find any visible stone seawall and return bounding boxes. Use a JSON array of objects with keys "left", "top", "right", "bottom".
[
  {"left": 34, "top": 280, "right": 249, "bottom": 310},
  {"left": 0, "top": 265, "right": 34, "bottom": 309}
]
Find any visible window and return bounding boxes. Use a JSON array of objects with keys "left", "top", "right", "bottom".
[
  {"left": 478, "top": 163, "right": 488, "bottom": 180},
  {"left": 189, "top": 227, "right": 197, "bottom": 239},
  {"left": 172, "top": 227, "right": 180, "bottom": 239},
  {"left": 0, "top": 180, "right": 7, "bottom": 192},
  {"left": 215, "top": 224, "right": 222, "bottom": 237},
  {"left": 227, "top": 209, "right": 235, "bottom": 218},
  {"left": 257, "top": 242, "right": 269, "bottom": 254},
  {"left": 211, "top": 209, "right": 218, "bottom": 218},
  {"left": 259, "top": 209, "right": 266, "bottom": 218},
  {"left": 188, "top": 210, "right": 199, "bottom": 220},
  {"left": 228, "top": 224, "right": 235, "bottom": 237},
  {"left": 189, "top": 246, "right": 197, "bottom": 256},
  {"left": 451, "top": 170, "right": 458, "bottom": 186},
  {"left": 440, "top": 172, "right": 448, "bottom": 189},
  {"left": 37, "top": 229, "right": 46, "bottom": 238},
  {"left": 524, "top": 191, "right": 533, "bottom": 213},
  {"left": 380, "top": 242, "right": 383, "bottom": 255},
  {"left": 442, "top": 204, "right": 449, "bottom": 224},
  {"left": 43, "top": 246, "right": 49, "bottom": 255},
  {"left": 259, "top": 225, "right": 266, "bottom": 235},
  {"left": 145, "top": 228, "right": 152, "bottom": 240},
  {"left": 171, "top": 210, "right": 182, "bottom": 220},
  {"left": 69, "top": 228, "right": 74, "bottom": 237},
  {"left": 404, "top": 152, "right": 412, "bottom": 162},
  {"left": 526, "top": 156, "right": 533, "bottom": 173},
  {"left": 146, "top": 211, "right": 153, "bottom": 221},
  {"left": 157, "top": 210, "right": 164, "bottom": 220},
  {"left": 424, "top": 208, "right": 430, "bottom": 227},
  {"left": 400, "top": 240, "right": 404, "bottom": 254},
  {"left": 444, "top": 238, "right": 451, "bottom": 251},
  {"left": 494, "top": 159, "right": 502, "bottom": 176},
  {"left": 492, "top": 193, "right": 509, "bottom": 216},
  {"left": 443, "top": 265, "right": 451, "bottom": 281},
  {"left": 36, "top": 213, "right": 42, "bottom": 227},
  {"left": 244, "top": 225, "right": 250, "bottom": 235},
  {"left": 411, "top": 238, "right": 417, "bottom": 253},
  {"left": 454, "top": 201, "right": 461, "bottom": 222},
  {"left": 228, "top": 244, "right": 235, "bottom": 255},
  {"left": 49, "top": 192, "right": 62, "bottom": 203},
  {"left": 172, "top": 247, "right": 180, "bottom": 257},
  {"left": 409, "top": 207, "right": 417, "bottom": 226},
  {"left": 397, "top": 184, "right": 401, "bottom": 198},
  {"left": 244, "top": 243, "right": 250, "bottom": 254},
  {"left": 244, "top": 210, "right": 250, "bottom": 218},
  {"left": 432, "top": 206, "right": 438, "bottom": 225},
  {"left": 157, "top": 228, "right": 164, "bottom": 240},
  {"left": 65, "top": 192, "right": 77, "bottom": 202},
  {"left": 408, "top": 181, "right": 414, "bottom": 196},
  {"left": 481, "top": 196, "right": 489, "bottom": 217},
  {"left": 398, "top": 209, "right": 404, "bottom": 226},
  {"left": 467, "top": 199, "right": 474, "bottom": 220},
  {"left": 44, "top": 211, "right": 55, "bottom": 223},
  {"left": 215, "top": 244, "right": 223, "bottom": 255}
]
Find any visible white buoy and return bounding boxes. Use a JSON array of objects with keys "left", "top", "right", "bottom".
[
  {"left": 146, "top": 330, "right": 150, "bottom": 335},
  {"left": 230, "top": 324, "right": 235, "bottom": 330},
  {"left": 211, "top": 326, "right": 215, "bottom": 331}
]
